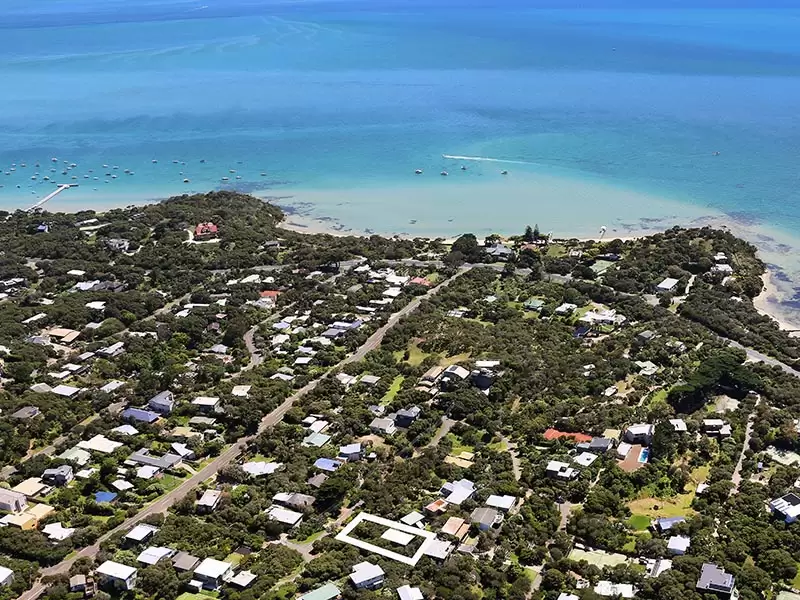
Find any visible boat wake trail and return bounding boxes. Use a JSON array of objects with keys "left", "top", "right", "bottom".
[{"left": 441, "top": 154, "right": 540, "bottom": 166}]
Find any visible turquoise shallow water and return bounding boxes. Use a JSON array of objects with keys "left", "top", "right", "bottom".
[{"left": 1, "top": 2, "right": 800, "bottom": 242}]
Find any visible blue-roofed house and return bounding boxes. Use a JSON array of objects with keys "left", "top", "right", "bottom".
[
  {"left": 122, "top": 408, "right": 160, "bottom": 424},
  {"left": 94, "top": 491, "right": 118, "bottom": 504},
  {"left": 314, "top": 458, "right": 342, "bottom": 473},
  {"left": 652, "top": 516, "right": 686, "bottom": 533}
]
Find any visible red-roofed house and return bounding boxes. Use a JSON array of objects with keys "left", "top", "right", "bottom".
[
  {"left": 543, "top": 428, "right": 592, "bottom": 444},
  {"left": 409, "top": 277, "right": 432, "bottom": 287},
  {"left": 259, "top": 290, "right": 281, "bottom": 299},
  {"left": 195, "top": 223, "right": 219, "bottom": 241}
]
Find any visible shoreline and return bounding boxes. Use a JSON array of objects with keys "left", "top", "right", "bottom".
[
  {"left": 24, "top": 187, "right": 800, "bottom": 334},
  {"left": 753, "top": 270, "right": 800, "bottom": 334}
]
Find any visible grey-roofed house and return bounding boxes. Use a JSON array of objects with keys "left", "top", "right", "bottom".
[
  {"left": 171, "top": 551, "right": 200, "bottom": 572},
  {"left": 696, "top": 563, "right": 736, "bottom": 597},
  {"left": 307, "top": 473, "right": 328, "bottom": 488},
  {"left": 579, "top": 437, "right": 615, "bottom": 453},
  {"left": 127, "top": 449, "right": 182, "bottom": 470},
  {"left": 42, "top": 465, "right": 73, "bottom": 486},
  {"left": 470, "top": 507, "right": 502, "bottom": 531},
  {"left": 370, "top": 417, "right": 396, "bottom": 435},
  {"left": 652, "top": 516, "right": 686, "bottom": 533},
  {"left": 11, "top": 406, "right": 40, "bottom": 420},
  {"left": 148, "top": 390, "right": 175, "bottom": 415},
  {"left": 394, "top": 406, "right": 421, "bottom": 428},
  {"left": 273, "top": 492, "right": 316, "bottom": 510}
]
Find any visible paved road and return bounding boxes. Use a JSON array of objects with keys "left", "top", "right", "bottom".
[
  {"left": 427, "top": 417, "right": 457, "bottom": 448},
  {"left": 727, "top": 339, "right": 800, "bottom": 378},
  {"left": 18, "top": 268, "right": 465, "bottom": 600}
]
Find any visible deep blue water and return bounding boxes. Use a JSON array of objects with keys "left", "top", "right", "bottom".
[{"left": 1, "top": 0, "right": 800, "bottom": 238}]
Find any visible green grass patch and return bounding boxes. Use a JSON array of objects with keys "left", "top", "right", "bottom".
[
  {"left": 440, "top": 352, "right": 471, "bottom": 367},
  {"left": 621, "top": 538, "right": 637, "bottom": 553},
  {"left": 488, "top": 440, "right": 508, "bottom": 452},
  {"left": 381, "top": 375, "right": 405, "bottom": 405},
  {"left": 446, "top": 433, "right": 474, "bottom": 455},
  {"left": 627, "top": 514, "right": 651, "bottom": 531},
  {"left": 791, "top": 565, "right": 800, "bottom": 589},
  {"left": 691, "top": 465, "right": 710, "bottom": 484},
  {"left": 546, "top": 244, "right": 567, "bottom": 257},
  {"left": 225, "top": 552, "right": 243, "bottom": 566}
]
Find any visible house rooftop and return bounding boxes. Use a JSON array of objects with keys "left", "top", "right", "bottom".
[{"left": 96, "top": 560, "right": 136, "bottom": 581}]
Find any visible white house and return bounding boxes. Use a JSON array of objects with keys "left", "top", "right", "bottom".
[
  {"left": 656, "top": 277, "right": 679, "bottom": 293},
  {"left": 350, "top": 562, "right": 385, "bottom": 590},
  {"left": 96, "top": 561, "right": 137, "bottom": 591},
  {"left": 193, "top": 558, "right": 234, "bottom": 590}
]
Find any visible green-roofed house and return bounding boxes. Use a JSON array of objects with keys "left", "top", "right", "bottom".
[
  {"left": 523, "top": 298, "right": 545, "bottom": 312},
  {"left": 299, "top": 582, "right": 341, "bottom": 600}
]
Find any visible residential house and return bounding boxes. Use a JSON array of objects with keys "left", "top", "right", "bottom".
[
  {"left": 470, "top": 507, "right": 502, "bottom": 531},
  {"left": 440, "top": 479, "right": 476, "bottom": 505},
  {"left": 668, "top": 535, "right": 691, "bottom": 555},
  {"left": 398, "top": 585, "right": 424, "bottom": 600},
  {"left": 193, "top": 558, "right": 234, "bottom": 590},
  {"left": 656, "top": 277, "right": 680, "bottom": 293},
  {"left": 636, "top": 330, "right": 656, "bottom": 345},
  {"left": 338, "top": 443, "right": 363, "bottom": 462},
  {"left": 266, "top": 505, "right": 304, "bottom": 528},
  {"left": 42, "top": 465, "right": 73, "bottom": 486},
  {"left": 770, "top": 492, "right": 800, "bottom": 524},
  {"left": 546, "top": 460, "right": 578, "bottom": 480},
  {"left": 122, "top": 408, "right": 160, "bottom": 424},
  {"left": 485, "top": 495, "right": 516, "bottom": 512},
  {"left": 696, "top": 563, "right": 737, "bottom": 598},
  {"left": 577, "top": 437, "right": 615, "bottom": 454},
  {"left": 96, "top": 561, "right": 137, "bottom": 591},
  {"left": 128, "top": 449, "right": 182, "bottom": 471},
  {"left": 197, "top": 489, "right": 223, "bottom": 513},
  {"left": 0, "top": 489, "right": 27, "bottom": 513},
  {"left": 192, "top": 396, "right": 221, "bottom": 413},
  {"left": 595, "top": 581, "right": 636, "bottom": 598},
  {"left": 349, "top": 562, "right": 385, "bottom": 590},
  {"left": 299, "top": 583, "right": 341, "bottom": 600},
  {"left": 624, "top": 423, "right": 654, "bottom": 445},
  {"left": 439, "top": 365, "right": 470, "bottom": 390},
  {"left": 370, "top": 417, "right": 397, "bottom": 435},
  {"left": 148, "top": 391, "right": 175, "bottom": 415},
  {"left": 273, "top": 492, "right": 316, "bottom": 511},
  {"left": 137, "top": 546, "right": 175, "bottom": 566},
  {"left": 11, "top": 406, "right": 40, "bottom": 420},
  {"left": 394, "top": 406, "right": 421, "bottom": 428},
  {"left": 670, "top": 419, "right": 688, "bottom": 432},
  {"left": 702, "top": 419, "right": 732, "bottom": 438},
  {"left": 554, "top": 302, "right": 577, "bottom": 315},
  {"left": 652, "top": 516, "right": 686, "bottom": 533},
  {"left": 124, "top": 524, "right": 159, "bottom": 544},
  {"left": 97, "top": 341, "right": 125, "bottom": 358},
  {"left": 172, "top": 552, "right": 200, "bottom": 572},
  {"left": 194, "top": 222, "right": 219, "bottom": 241}
]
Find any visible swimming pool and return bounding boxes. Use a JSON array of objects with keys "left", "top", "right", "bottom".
[{"left": 638, "top": 448, "right": 650, "bottom": 463}]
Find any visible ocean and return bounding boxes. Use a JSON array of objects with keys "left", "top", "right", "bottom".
[{"left": 2, "top": 1, "right": 800, "bottom": 319}]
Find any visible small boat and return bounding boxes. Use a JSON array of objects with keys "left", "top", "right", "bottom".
[
  {"left": 71, "top": 176, "right": 77, "bottom": 180},
  {"left": 152, "top": 159, "right": 158, "bottom": 163},
  {"left": 200, "top": 159, "right": 206, "bottom": 163},
  {"left": 172, "top": 160, "right": 179, "bottom": 164},
  {"left": 221, "top": 177, "right": 229, "bottom": 181},
  {"left": 440, "top": 171, "right": 448, "bottom": 176},
  {"left": 235, "top": 175, "right": 242, "bottom": 179},
  {"left": 30, "top": 175, "right": 37, "bottom": 180},
  {"left": 183, "top": 178, "right": 190, "bottom": 183},
  {"left": 51, "top": 157, "right": 58, "bottom": 162},
  {"left": 415, "top": 169, "right": 423, "bottom": 174},
  {"left": 460, "top": 165, "right": 467, "bottom": 171},
  {"left": 102, "top": 164, "right": 108, "bottom": 168},
  {"left": 229, "top": 169, "right": 236, "bottom": 174},
  {"left": 111, "top": 174, "right": 118, "bottom": 179},
  {"left": 713, "top": 151, "right": 721, "bottom": 156},
  {"left": 500, "top": 170, "right": 508, "bottom": 175},
  {"left": 20, "top": 163, "right": 26, "bottom": 168},
  {"left": 261, "top": 172, "right": 266, "bottom": 176},
  {"left": 43, "top": 176, "right": 50, "bottom": 181}
]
